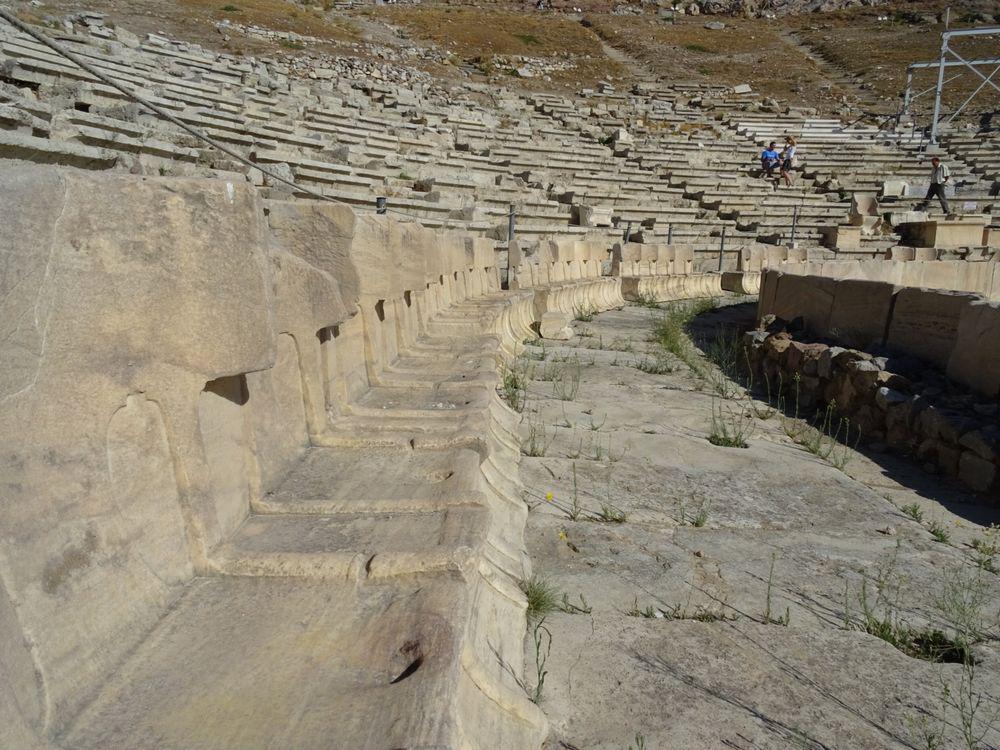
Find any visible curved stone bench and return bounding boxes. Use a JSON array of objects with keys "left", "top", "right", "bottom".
[{"left": 0, "top": 166, "right": 721, "bottom": 750}]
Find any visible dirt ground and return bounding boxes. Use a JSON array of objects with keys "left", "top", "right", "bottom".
[
  {"left": 13, "top": 0, "right": 360, "bottom": 57},
  {"left": 13, "top": 0, "right": 999, "bottom": 117},
  {"left": 794, "top": 7, "right": 1000, "bottom": 122},
  {"left": 587, "top": 14, "right": 853, "bottom": 110},
  {"left": 515, "top": 301, "right": 1000, "bottom": 750}
]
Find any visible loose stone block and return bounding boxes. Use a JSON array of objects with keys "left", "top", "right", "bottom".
[{"left": 539, "top": 311, "right": 573, "bottom": 340}]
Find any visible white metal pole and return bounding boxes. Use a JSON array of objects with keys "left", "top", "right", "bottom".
[{"left": 930, "top": 33, "right": 950, "bottom": 143}]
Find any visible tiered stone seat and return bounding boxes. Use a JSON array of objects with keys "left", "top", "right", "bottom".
[{"left": 1, "top": 12, "right": 996, "bottom": 272}]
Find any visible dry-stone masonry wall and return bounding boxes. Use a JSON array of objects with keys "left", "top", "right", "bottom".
[{"left": 750, "top": 270, "right": 1000, "bottom": 496}]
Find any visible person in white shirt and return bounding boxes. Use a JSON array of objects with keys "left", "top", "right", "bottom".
[
  {"left": 779, "top": 136, "right": 797, "bottom": 187},
  {"left": 924, "top": 156, "right": 951, "bottom": 214}
]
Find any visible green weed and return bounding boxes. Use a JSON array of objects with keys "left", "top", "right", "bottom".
[
  {"left": 499, "top": 361, "right": 527, "bottom": 412},
  {"left": 928, "top": 520, "right": 951, "bottom": 544},
  {"left": 708, "top": 399, "right": 753, "bottom": 448},
  {"left": 520, "top": 576, "right": 560, "bottom": 621}
]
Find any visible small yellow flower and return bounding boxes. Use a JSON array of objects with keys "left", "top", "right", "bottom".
[
  {"left": 545, "top": 491, "right": 554, "bottom": 502},
  {"left": 558, "top": 530, "right": 567, "bottom": 541}
]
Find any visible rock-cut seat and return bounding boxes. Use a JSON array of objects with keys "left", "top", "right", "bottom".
[
  {"left": 210, "top": 444, "right": 491, "bottom": 580},
  {"left": 60, "top": 576, "right": 482, "bottom": 750},
  {"left": 61, "top": 441, "right": 515, "bottom": 748}
]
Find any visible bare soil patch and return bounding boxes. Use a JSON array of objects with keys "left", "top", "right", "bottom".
[
  {"left": 587, "top": 13, "right": 851, "bottom": 113},
  {"left": 365, "top": 5, "right": 630, "bottom": 89},
  {"left": 791, "top": 2, "right": 1000, "bottom": 120}
]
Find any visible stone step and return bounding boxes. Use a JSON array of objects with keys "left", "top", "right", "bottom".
[
  {"left": 0, "top": 129, "right": 117, "bottom": 168},
  {"left": 253, "top": 446, "right": 483, "bottom": 514},
  {"left": 209, "top": 505, "right": 488, "bottom": 580},
  {"left": 59, "top": 576, "right": 540, "bottom": 750}
]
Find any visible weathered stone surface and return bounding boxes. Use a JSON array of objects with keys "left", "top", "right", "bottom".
[
  {"left": 0, "top": 166, "right": 560, "bottom": 749},
  {"left": 887, "top": 288, "right": 974, "bottom": 370},
  {"left": 959, "top": 451, "right": 997, "bottom": 492},
  {"left": 828, "top": 279, "right": 895, "bottom": 349},
  {"left": 947, "top": 299, "right": 1000, "bottom": 398},
  {"left": 540, "top": 311, "right": 574, "bottom": 339},
  {"left": 770, "top": 274, "right": 836, "bottom": 337},
  {"left": 0, "top": 166, "right": 272, "bottom": 733}
]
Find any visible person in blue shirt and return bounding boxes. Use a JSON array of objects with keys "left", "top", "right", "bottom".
[{"left": 760, "top": 141, "right": 780, "bottom": 178}]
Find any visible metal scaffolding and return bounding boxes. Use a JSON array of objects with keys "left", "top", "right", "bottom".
[{"left": 899, "top": 26, "right": 1000, "bottom": 142}]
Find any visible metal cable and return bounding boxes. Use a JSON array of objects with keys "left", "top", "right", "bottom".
[
  {"left": 0, "top": 7, "right": 338, "bottom": 202},
  {"left": 382, "top": 204, "right": 480, "bottom": 229}
]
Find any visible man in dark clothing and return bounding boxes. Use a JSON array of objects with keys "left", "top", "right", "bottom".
[{"left": 924, "top": 156, "right": 951, "bottom": 214}]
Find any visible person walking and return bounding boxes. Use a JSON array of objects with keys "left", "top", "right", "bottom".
[
  {"left": 924, "top": 156, "right": 951, "bottom": 214},
  {"left": 779, "top": 136, "right": 797, "bottom": 187}
]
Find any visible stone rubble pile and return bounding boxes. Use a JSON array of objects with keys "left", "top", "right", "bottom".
[{"left": 745, "top": 320, "right": 1000, "bottom": 494}]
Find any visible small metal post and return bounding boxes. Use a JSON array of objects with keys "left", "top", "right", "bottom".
[
  {"left": 944, "top": 6, "right": 950, "bottom": 29},
  {"left": 718, "top": 226, "right": 726, "bottom": 272},
  {"left": 667, "top": 223, "right": 673, "bottom": 244},
  {"left": 790, "top": 205, "right": 799, "bottom": 247},
  {"left": 376, "top": 196, "right": 387, "bottom": 215},
  {"left": 505, "top": 204, "right": 516, "bottom": 291},
  {"left": 623, "top": 221, "right": 632, "bottom": 243}
]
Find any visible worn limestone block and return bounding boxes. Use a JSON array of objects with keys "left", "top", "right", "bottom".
[
  {"left": 953, "top": 260, "right": 997, "bottom": 299},
  {"left": 771, "top": 274, "right": 836, "bottom": 337},
  {"left": 899, "top": 217, "right": 990, "bottom": 249},
  {"left": 828, "top": 279, "right": 895, "bottom": 349},
  {"left": 947, "top": 299, "right": 1000, "bottom": 398},
  {"left": 673, "top": 245, "right": 695, "bottom": 274},
  {"left": 887, "top": 288, "right": 977, "bottom": 370},
  {"left": 738, "top": 243, "right": 783, "bottom": 272},
  {"left": 539, "top": 311, "right": 573, "bottom": 340},
  {"left": 887, "top": 210, "right": 929, "bottom": 226},
  {"left": 266, "top": 200, "right": 360, "bottom": 314},
  {"left": 0, "top": 165, "right": 273, "bottom": 733},
  {"left": 848, "top": 193, "right": 881, "bottom": 234},
  {"left": 881, "top": 180, "right": 909, "bottom": 198},
  {"left": 721, "top": 271, "right": 760, "bottom": 295},
  {"left": 575, "top": 204, "right": 613, "bottom": 228},
  {"left": 828, "top": 225, "right": 862, "bottom": 250},
  {"left": 757, "top": 269, "right": 781, "bottom": 322}
]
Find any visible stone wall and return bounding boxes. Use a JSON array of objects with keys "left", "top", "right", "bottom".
[
  {"left": 750, "top": 268, "right": 1000, "bottom": 497},
  {"left": 0, "top": 164, "right": 517, "bottom": 747},
  {"left": 744, "top": 329, "right": 999, "bottom": 496},
  {"left": 757, "top": 270, "right": 1000, "bottom": 399},
  {"left": 771, "top": 257, "right": 1000, "bottom": 301},
  {"left": 0, "top": 163, "right": 728, "bottom": 749}
]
